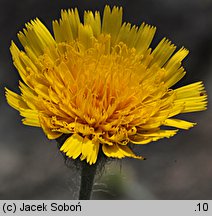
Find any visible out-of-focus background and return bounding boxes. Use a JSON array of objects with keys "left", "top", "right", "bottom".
[{"left": 0, "top": 0, "right": 212, "bottom": 199}]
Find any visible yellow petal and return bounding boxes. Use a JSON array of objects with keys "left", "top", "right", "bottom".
[
  {"left": 141, "top": 129, "right": 178, "bottom": 137},
  {"left": 174, "top": 82, "right": 207, "bottom": 113},
  {"left": 78, "top": 24, "right": 94, "bottom": 50},
  {"left": 115, "top": 23, "right": 138, "bottom": 48},
  {"left": 150, "top": 38, "right": 176, "bottom": 67},
  {"left": 175, "top": 81, "right": 205, "bottom": 98},
  {"left": 163, "top": 118, "right": 196, "bottom": 130},
  {"left": 118, "top": 145, "right": 144, "bottom": 159},
  {"left": 102, "top": 5, "right": 123, "bottom": 46},
  {"left": 10, "top": 42, "right": 31, "bottom": 87},
  {"left": 5, "top": 87, "right": 41, "bottom": 127},
  {"left": 165, "top": 67, "right": 186, "bottom": 88},
  {"left": 53, "top": 8, "right": 80, "bottom": 42},
  {"left": 129, "top": 129, "right": 178, "bottom": 144},
  {"left": 164, "top": 47, "right": 189, "bottom": 83},
  {"left": 18, "top": 18, "right": 56, "bottom": 56},
  {"left": 102, "top": 144, "right": 124, "bottom": 158},
  {"left": 20, "top": 109, "right": 40, "bottom": 127},
  {"left": 19, "top": 81, "right": 38, "bottom": 110},
  {"left": 81, "top": 137, "right": 99, "bottom": 165},
  {"left": 5, "top": 88, "right": 28, "bottom": 110},
  {"left": 60, "top": 134, "right": 83, "bottom": 159},
  {"left": 84, "top": 11, "right": 101, "bottom": 37},
  {"left": 129, "top": 136, "right": 158, "bottom": 145},
  {"left": 102, "top": 144, "right": 143, "bottom": 159},
  {"left": 135, "top": 23, "right": 156, "bottom": 54}
]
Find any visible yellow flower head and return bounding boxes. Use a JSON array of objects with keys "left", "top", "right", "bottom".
[{"left": 6, "top": 6, "right": 207, "bottom": 165}]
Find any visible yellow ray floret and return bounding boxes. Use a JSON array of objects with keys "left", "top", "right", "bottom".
[{"left": 5, "top": 5, "right": 207, "bottom": 164}]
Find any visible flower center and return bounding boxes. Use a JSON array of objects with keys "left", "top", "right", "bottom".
[{"left": 39, "top": 34, "right": 169, "bottom": 144}]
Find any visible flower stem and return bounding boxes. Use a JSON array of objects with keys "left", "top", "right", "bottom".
[{"left": 79, "top": 161, "right": 98, "bottom": 200}]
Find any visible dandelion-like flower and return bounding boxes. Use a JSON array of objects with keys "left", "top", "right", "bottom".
[{"left": 6, "top": 6, "right": 207, "bottom": 165}]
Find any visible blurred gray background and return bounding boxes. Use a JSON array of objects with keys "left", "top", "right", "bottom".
[{"left": 0, "top": 0, "right": 212, "bottom": 199}]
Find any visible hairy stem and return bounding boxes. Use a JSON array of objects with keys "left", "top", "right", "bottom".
[{"left": 79, "top": 161, "right": 98, "bottom": 200}]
